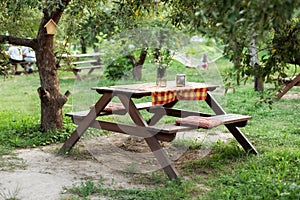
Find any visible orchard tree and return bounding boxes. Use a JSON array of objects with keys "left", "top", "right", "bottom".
[
  {"left": 58, "top": 1, "right": 116, "bottom": 54},
  {"left": 0, "top": 0, "right": 75, "bottom": 131},
  {"left": 163, "top": 0, "right": 300, "bottom": 92},
  {"left": 106, "top": 0, "right": 178, "bottom": 80}
]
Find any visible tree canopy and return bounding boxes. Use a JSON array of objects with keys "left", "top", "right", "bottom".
[{"left": 164, "top": 0, "right": 300, "bottom": 88}]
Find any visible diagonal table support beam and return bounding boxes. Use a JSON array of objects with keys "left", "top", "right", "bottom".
[
  {"left": 60, "top": 93, "right": 112, "bottom": 153},
  {"left": 205, "top": 92, "right": 258, "bottom": 155},
  {"left": 275, "top": 73, "right": 300, "bottom": 100},
  {"left": 118, "top": 93, "right": 180, "bottom": 179}
]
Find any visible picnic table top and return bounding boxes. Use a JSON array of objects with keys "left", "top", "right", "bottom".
[{"left": 92, "top": 81, "right": 218, "bottom": 97}]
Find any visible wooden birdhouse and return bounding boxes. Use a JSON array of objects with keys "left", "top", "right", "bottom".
[{"left": 44, "top": 19, "right": 57, "bottom": 35}]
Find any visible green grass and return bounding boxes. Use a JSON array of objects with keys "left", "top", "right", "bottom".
[
  {"left": 64, "top": 178, "right": 195, "bottom": 200},
  {"left": 1, "top": 62, "right": 300, "bottom": 200},
  {"left": 0, "top": 72, "right": 75, "bottom": 148}
]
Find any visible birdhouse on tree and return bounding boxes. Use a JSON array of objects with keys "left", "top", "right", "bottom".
[{"left": 44, "top": 19, "right": 57, "bottom": 35}]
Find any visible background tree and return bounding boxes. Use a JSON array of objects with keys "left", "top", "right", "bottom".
[
  {"left": 56, "top": 0, "right": 184, "bottom": 81},
  {"left": 58, "top": 1, "right": 116, "bottom": 54},
  {"left": 163, "top": 0, "right": 300, "bottom": 92},
  {"left": 58, "top": 0, "right": 152, "bottom": 80},
  {"left": 106, "top": 0, "right": 180, "bottom": 80},
  {"left": 0, "top": 0, "right": 161, "bottom": 131}
]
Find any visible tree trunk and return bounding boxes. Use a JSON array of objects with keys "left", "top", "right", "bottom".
[
  {"left": 35, "top": 2, "right": 70, "bottom": 131},
  {"left": 232, "top": 41, "right": 243, "bottom": 85},
  {"left": 80, "top": 36, "right": 87, "bottom": 54},
  {"left": 127, "top": 48, "right": 148, "bottom": 81},
  {"left": 132, "top": 65, "right": 142, "bottom": 80},
  {"left": 36, "top": 34, "right": 68, "bottom": 131},
  {"left": 254, "top": 76, "right": 264, "bottom": 91},
  {"left": 249, "top": 35, "right": 264, "bottom": 91}
]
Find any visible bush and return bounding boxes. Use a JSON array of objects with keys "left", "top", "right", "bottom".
[{"left": 104, "top": 56, "right": 132, "bottom": 80}]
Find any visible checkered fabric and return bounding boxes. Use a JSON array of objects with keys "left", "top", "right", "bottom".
[{"left": 152, "top": 87, "right": 208, "bottom": 106}]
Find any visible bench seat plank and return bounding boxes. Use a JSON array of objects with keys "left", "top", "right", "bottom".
[
  {"left": 71, "top": 60, "right": 98, "bottom": 65},
  {"left": 73, "top": 65, "right": 102, "bottom": 71},
  {"left": 175, "top": 114, "right": 252, "bottom": 129},
  {"left": 66, "top": 109, "right": 250, "bottom": 135},
  {"left": 66, "top": 102, "right": 153, "bottom": 117}
]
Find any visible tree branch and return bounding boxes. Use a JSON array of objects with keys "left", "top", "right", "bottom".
[
  {"left": 0, "top": 35, "right": 38, "bottom": 50},
  {"left": 137, "top": 48, "right": 148, "bottom": 66},
  {"left": 37, "top": 87, "right": 50, "bottom": 102},
  {"left": 126, "top": 55, "right": 137, "bottom": 66},
  {"left": 58, "top": 90, "right": 71, "bottom": 107},
  {"left": 38, "top": 0, "right": 72, "bottom": 38}
]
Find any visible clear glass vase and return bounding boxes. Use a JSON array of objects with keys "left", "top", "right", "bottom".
[{"left": 156, "top": 67, "right": 167, "bottom": 87}]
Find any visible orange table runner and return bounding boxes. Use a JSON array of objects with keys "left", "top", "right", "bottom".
[{"left": 151, "top": 87, "right": 208, "bottom": 105}]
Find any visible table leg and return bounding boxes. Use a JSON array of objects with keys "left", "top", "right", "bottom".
[
  {"left": 60, "top": 93, "right": 112, "bottom": 153},
  {"left": 72, "top": 69, "right": 83, "bottom": 81},
  {"left": 117, "top": 94, "right": 179, "bottom": 179},
  {"left": 275, "top": 73, "right": 300, "bottom": 100},
  {"left": 147, "top": 100, "right": 178, "bottom": 126},
  {"left": 144, "top": 137, "right": 179, "bottom": 179},
  {"left": 205, "top": 92, "right": 258, "bottom": 155},
  {"left": 117, "top": 93, "right": 148, "bottom": 126}
]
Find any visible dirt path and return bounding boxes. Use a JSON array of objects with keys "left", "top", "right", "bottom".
[{"left": 0, "top": 131, "right": 232, "bottom": 200}]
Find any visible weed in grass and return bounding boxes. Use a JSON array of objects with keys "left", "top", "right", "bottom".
[
  {"left": 172, "top": 138, "right": 204, "bottom": 150},
  {"left": 69, "top": 179, "right": 99, "bottom": 197},
  {"left": 60, "top": 145, "right": 94, "bottom": 160},
  {"left": 0, "top": 146, "right": 13, "bottom": 157},
  {"left": 0, "top": 146, "right": 27, "bottom": 171},
  {"left": 0, "top": 186, "right": 21, "bottom": 200},
  {"left": 0, "top": 154, "right": 27, "bottom": 171},
  {"left": 183, "top": 140, "right": 248, "bottom": 177},
  {"left": 124, "top": 162, "right": 140, "bottom": 174},
  {"left": 130, "top": 171, "right": 169, "bottom": 186}
]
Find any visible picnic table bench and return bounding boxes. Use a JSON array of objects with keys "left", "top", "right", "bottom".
[
  {"left": 0, "top": 60, "right": 34, "bottom": 75},
  {"left": 275, "top": 57, "right": 300, "bottom": 99},
  {"left": 275, "top": 73, "right": 300, "bottom": 99},
  {"left": 58, "top": 53, "right": 103, "bottom": 80},
  {"left": 61, "top": 81, "right": 258, "bottom": 180}
]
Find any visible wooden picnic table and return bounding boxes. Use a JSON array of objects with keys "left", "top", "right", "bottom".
[{"left": 61, "top": 81, "right": 258, "bottom": 179}]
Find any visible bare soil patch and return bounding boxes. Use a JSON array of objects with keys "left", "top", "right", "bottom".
[
  {"left": 0, "top": 130, "right": 232, "bottom": 200},
  {"left": 280, "top": 90, "right": 300, "bottom": 100}
]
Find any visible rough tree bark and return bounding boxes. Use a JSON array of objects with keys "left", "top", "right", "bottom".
[{"left": 36, "top": 2, "right": 71, "bottom": 131}]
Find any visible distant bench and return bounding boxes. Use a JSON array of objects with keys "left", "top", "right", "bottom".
[
  {"left": 278, "top": 76, "right": 300, "bottom": 86},
  {"left": 58, "top": 53, "right": 103, "bottom": 80}
]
